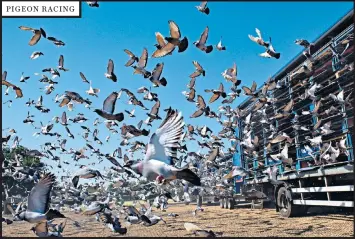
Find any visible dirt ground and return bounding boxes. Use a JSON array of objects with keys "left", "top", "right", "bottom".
[{"left": 2, "top": 203, "right": 354, "bottom": 237}]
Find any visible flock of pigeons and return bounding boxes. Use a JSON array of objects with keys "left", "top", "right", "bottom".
[{"left": 2, "top": 1, "right": 354, "bottom": 237}]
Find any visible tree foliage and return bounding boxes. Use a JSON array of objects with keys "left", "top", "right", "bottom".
[{"left": 2, "top": 145, "right": 41, "bottom": 167}]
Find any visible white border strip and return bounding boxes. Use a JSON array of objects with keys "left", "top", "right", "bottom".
[{"left": 2, "top": 1, "right": 80, "bottom": 17}]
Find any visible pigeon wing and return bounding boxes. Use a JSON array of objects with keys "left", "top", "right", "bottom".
[
  {"left": 80, "top": 72, "right": 89, "bottom": 83},
  {"left": 14, "top": 86, "right": 23, "bottom": 98},
  {"left": 144, "top": 110, "right": 185, "bottom": 164},
  {"left": 168, "top": 20, "right": 181, "bottom": 39},
  {"left": 242, "top": 86, "right": 252, "bottom": 95},
  {"left": 124, "top": 49, "right": 135, "bottom": 58},
  {"left": 155, "top": 32, "right": 166, "bottom": 48},
  {"left": 59, "top": 55, "right": 64, "bottom": 67},
  {"left": 196, "top": 95, "right": 206, "bottom": 109},
  {"left": 103, "top": 92, "right": 118, "bottom": 114},
  {"left": 199, "top": 26, "right": 209, "bottom": 45},
  {"left": 150, "top": 63, "right": 164, "bottom": 82},
  {"left": 152, "top": 42, "right": 175, "bottom": 58},
  {"left": 61, "top": 111, "right": 67, "bottom": 124},
  {"left": 251, "top": 81, "right": 257, "bottom": 92},
  {"left": 59, "top": 96, "right": 70, "bottom": 107},
  {"left": 107, "top": 157, "right": 122, "bottom": 168},
  {"left": 138, "top": 48, "right": 148, "bottom": 68},
  {"left": 190, "top": 108, "right": 204, "bottom": 118},
  {"left": 150, "top": 100, "right": 160, "bottom": 116},
  {"left": 107, "top": 59, "right": 114, "bottom": 74},
  {"left": 29, "top": 30, "right": 42, "bottom": 46},
  {"left": 2, "top": 71, "right": 7, "bottom": 81},
  {"left": 193, "top": 61, "right": 203, "bottom": 71},
  {"left": 27, "top": 173, "right": 55, "bottom": 214},
  {"left": 209, "top": 93, "right": 220, "bottom": 103}
]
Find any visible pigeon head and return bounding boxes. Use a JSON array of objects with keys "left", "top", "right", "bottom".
[{"left": 93, "top": 109, "right": 102, "bottom": 114}]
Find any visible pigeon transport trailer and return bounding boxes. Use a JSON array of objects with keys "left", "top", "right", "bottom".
[{"left": 220, "top": 10, "right": 354, "bottom": 217}]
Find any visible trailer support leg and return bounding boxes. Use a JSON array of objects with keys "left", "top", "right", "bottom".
[
  {"left": 298, "top": 180, "right": 304, "bottom": 201},
  {"left": 324, "top": 176, "right": 331, "bottom": 201}
]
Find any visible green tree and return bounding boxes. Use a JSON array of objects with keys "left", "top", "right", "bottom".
[{"left": 2, "top": 145, "right": 41, "bottom": 167}]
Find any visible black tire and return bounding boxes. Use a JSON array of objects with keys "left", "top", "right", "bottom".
[
  {"left": 220, "top": 198, "right": 225, "bottom": 209},
  {"left": 276, "top": 187, "right": 306, "bottom": 218},
  {"left": 229, "top": 198, "right": 235, "bottom": 210}
]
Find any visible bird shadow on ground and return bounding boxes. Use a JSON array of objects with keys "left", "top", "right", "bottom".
[{"left": 288, "top": 225, "right": 314, "bottom": 235}]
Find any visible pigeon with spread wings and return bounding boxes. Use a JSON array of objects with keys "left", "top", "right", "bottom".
[
  {"left": 2, "top": 79, "right": 23, "bottom": 98},
  {"left": 190, "top": 95, "right": 210, "bottom": 118},
  {"left": 153, "top": 32, "right": 175, "bottom": 57},
  {"left": 58, "top": 55, "right": 69, "bottom": 71},
  {"left": 216, "top": 36, "right": 226, "bottom": 51},
  {"left": 19, "top": 26, "right": 46, "bottom": 46},
  {"left": 126, "top": 110, "right": 201, "bottom": 186},
  {"left": 104, "top": 59, "right": 117, "bottom": 82},
  {"left": 260, "top": 38, "right": 281, "bottom": 59},
  {"left": 149, "top": 63, "right": 167, "bottom": 87},
  {"left": 196, "top": 1, "right": 210, "bottom": 15},
  {"left": 79, "top": 72, "right": 90, "bottom": 84},
  {"left": 194, "top": 26, "right": 213, "bottom": 53},
  {"left": 190, "top": 61, "right": 205, "bottom": 78},
  {"left": 94, "top": 92, "right": 124, "bottom": 122},
  {"left": 72, "top": 166, "right": 103, "bottom": 188},
  {"left": 132, "top": 48, "right": 151, "bottom": 78},
  {"left": 248, "top": 28, "right": 269, "bottom": 48},
  {"left": 152, "top": 20, "right": 188, "bottom": 58},
  {"left": 242, "top": 81, "right": 258, "bottom": 97},
  {"left": 124, "top": 49, "right": 139, "bottom": 67},
  {"left": 205, "top": 83, "right": 227, "bottom": 103},
  {"left": 12, "top": 173, "right": 65, "bottom": 223},
  {"left": 145, "top": 100, "right": 162, "bottom": 126}
]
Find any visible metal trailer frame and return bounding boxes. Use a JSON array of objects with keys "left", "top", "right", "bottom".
[{"left": 220, "top": 10, "right": 355, "bottom": 216}]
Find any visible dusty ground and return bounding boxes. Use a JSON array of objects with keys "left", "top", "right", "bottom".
[{"left": 2, "top": 203, "right": 354, "bottom": 237}]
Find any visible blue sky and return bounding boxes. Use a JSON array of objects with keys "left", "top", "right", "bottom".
[{"left": 2, "top": 2, "right": 353, "bottom": 178}]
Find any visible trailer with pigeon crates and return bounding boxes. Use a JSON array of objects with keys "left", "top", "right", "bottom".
[{"left": 219, "top": 10, "right": 354, "bottom": 217}]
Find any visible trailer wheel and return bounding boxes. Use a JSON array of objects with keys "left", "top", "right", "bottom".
[
  {"left": 220, "top": 198, "right": 225, "bottom": 209},
  {"left": 277, "top": 187, "right": 305, "bottom": 218}
]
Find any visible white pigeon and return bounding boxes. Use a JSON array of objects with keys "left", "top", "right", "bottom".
[
  {"left": 307, "top": 83, "right": 321, "bottom": 99},
  {"left": 127, "top": 110, "right": 201, "bottom": 186},
  {"left": 329, "top": 90, "right": 344, "bottom": 103},
  {"left": 86, "top": 81, "right": 100, "bottom": 97},
  {"left": 270, "top": 143, "right": 292, "bottom": 165},
  {"left": 307, "top": 136, "right": 322, "bottom": 146},
  {"left": 260, "top": 40, "right": 280, "bottom": 59},
  {"left": 248, "top": 28, "right": 270, "bottom": 48},
  {"left": 216, "top": 36, "right": 226, "bottom": 51}
]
